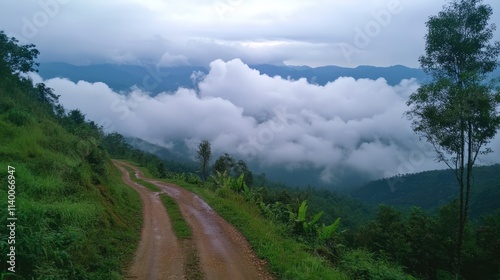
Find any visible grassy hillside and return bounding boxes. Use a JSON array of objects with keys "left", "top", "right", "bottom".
[
  {"left": 350, "top": 164, "right": 500, "bottom": 218},
  {"left": 0, "top": 75, "right": 142, "bottom": 278}
]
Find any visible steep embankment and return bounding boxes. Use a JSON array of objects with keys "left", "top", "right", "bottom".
[{"left": 0, "top": 80, "right": 142, "bottom": 279}]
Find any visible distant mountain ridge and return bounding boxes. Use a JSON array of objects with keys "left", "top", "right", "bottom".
[
  {"left": 349, "top": 164, "right": 500, "bottom": 219},
  {"left": 125, "top": 136, "right": 500, "bottom": 219},
  {"left": 37, "top": 62, "right": 429, "bottom": 95}
]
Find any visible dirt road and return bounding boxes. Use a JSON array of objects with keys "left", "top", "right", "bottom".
[
  {"left": 114, "top": 160, "right": 273, "bottom": 280},
  {"left": 115, "top": 162, "right": 185, "bottom": 279}
]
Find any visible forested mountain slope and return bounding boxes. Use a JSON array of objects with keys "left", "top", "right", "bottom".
[{"left": 350, "top": 164, "right": 500, "bottom": 218}]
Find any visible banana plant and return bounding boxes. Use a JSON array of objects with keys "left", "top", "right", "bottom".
[
  {"left": 318, "top": 217, "right": 341, "bottom": 240},
  {"left": 294, "top": 200, "right": 324, "bottom": 234},
  {"left": 211, "top": 170, "right": 229, "bottom": 189},
  {"left": 231, "top": 173, "right": 246, "bottom": 192}
]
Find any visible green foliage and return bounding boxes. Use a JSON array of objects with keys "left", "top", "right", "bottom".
[
  {"left": 0, "top": 146, "right": 142, "bottom": 279},
  {"left": 407, "top": 1, "right": 500, "bottom": 276},
  {"left": 291, "top": 200, "right": 329, "bottom": 240},
  {"left": 186, "top": 172, "right": 202, "bottom": 184},
  {"left": 319, "top": 218, "right": 341, "bottom": 241},
  {"left": 351, "top": 201, "right": 500, "bottom": 279},
  {"left": 296, "top": 200, "right": 308, "bottom": 223},
  {"left": 472, "top": 210, "right": 500, "bottom": 279},
  {"left": 196, "top": 140, "right": 211, "bottom": 181},
  {"left": 0, "top": 31, "right": 39, "bottom": 77},
  {"left": 104, "top": 133, "right": 168, "bottom": 179},
  {"left": 213, "top": 153, "right": 253, "bottom": 186},
  {"left": 264, "top": 186, "right": 373, "bottom": 229},
  {"left": 123, "top": 165, "right": 161, "bottom": 192},
  {"left": 162, "top": 178, "right": 350, "bottom": 280},
  {"left": 160, "top": 194, "right": 192, "bottom": 239},
  {"left": 0, "top": 36, "right": 142, "bottom": 278},
  {"left": 5, "top": 108, "right": 33, "bottom": 126},
  {"left": 210, "top": 171, "right": 248, "bottom": 193},
  {"left": 340, "top": 249, "right": 416, "bottom": 280},
  {"left": 351, "top": 164, "right": 500, "bottom": 219}
]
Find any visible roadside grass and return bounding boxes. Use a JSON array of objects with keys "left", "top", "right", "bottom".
[
  {"left": 184, "top": 241, "right": 204, "bottom": 280},
  {"left": 121, "top": 161, "right": 204, "bottom": 279},
  {"left": 160, "top": 194, "right": 191, "bottom": 239},
  {"left": 159, "top": 193, "right": 204, "bottom": 280},
  {"left": 0, "top": 86, "right": 142, "bottom": 279},
  {"left": 124, "top": 164, "right": 414, "bottom": 280},
  {"left": 132, "top": 173, "right": 350, "bottom": 280}
]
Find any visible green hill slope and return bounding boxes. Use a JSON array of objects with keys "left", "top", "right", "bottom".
[
  {"left": 350, "top": 164, "right": 500, "bottom": 218},
  {"left": 0, "top": 34, "right": 142, "bottom": 279}
]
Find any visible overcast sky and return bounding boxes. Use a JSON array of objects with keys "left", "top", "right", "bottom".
[
  {"left": 2, "top": 0, "right": 500, "bottom": 67},
  {"left": 30, "top": 59, "right": 500, "bottom": 187},
  {"left": 3, "top": 0, "right": 500, "bottom": 187}
]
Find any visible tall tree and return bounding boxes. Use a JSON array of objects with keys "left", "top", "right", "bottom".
[
  {"left": 405, "top": 0, "right": 500, "bottom": 278},
  {"left": 213, "top": 153, "right": 254, "bottom": 186},
  {"left": 197, "top": 140, "right": 212, "bottom": 181},
  {"left": 213, "top": 153, "right": 235, "bottom": 175},
  {"left": 0, "top": 31, "right": 39, "bottom": 77},
  {"left": 0, "top": 31, "right": 58, "bottom": 107}
]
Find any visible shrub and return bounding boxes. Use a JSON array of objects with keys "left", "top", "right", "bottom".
[
  {"left": 340, "top": 249, "right": 416, "bottom": 280},
  {"left": 6, "top": 108, "right": 33, "bottom": 126}
]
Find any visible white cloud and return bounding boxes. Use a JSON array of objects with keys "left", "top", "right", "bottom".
[
  {"left": 158, "top": 52, "right": 189, "bottom": 67},
  {"left": 36, "top": 59, "right": 500, "bottom": 188}
]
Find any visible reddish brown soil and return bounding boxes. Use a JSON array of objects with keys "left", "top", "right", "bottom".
[
  {"left": 114, "top": 160, "right": 273, "bottom": 280},
  {"left": 115, "top": 162, "right": 185, "bottom": 280}
]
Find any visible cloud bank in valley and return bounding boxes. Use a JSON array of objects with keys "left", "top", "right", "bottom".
[{"left": 37, "top": 59, "right": 500, "bottom": 187}]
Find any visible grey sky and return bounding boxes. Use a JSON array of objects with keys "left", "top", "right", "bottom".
[
  {"left": 3, "top": 0, "right": 500, "bottom": 187},
  {"left": 2, "top": 0, "right": 500, "bottom": 67},
  {"left": 30, "top": 59, "right": 500, "bottom": 186}
]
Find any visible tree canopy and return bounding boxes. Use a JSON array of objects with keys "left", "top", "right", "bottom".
[
  {"left": 406, "top": 0, "right": 500, "bottom": 277},
  {"left": 0, "top": 31, "right": 39, "bottom": 78},
  {"left": 197, "top": 140, "right": 212, "bottom": 181}
]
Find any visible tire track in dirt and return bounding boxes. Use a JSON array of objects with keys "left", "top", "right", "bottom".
[
  {"left": 117, "top": 161, "right": 273, "bottom": 280},
  {"left": 114, "top": 161, "right": 185, "bottom": 280}
]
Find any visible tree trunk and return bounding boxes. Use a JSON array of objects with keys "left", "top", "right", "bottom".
[{"left": 454, "top": 120, "right": 466, "bottom": 280}]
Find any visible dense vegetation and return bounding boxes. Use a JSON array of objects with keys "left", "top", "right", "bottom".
[
  {"left": 111, "top": 131, "right": 500, "bottom": 279},
  {"left": 351, "top": 164, "right": 500, "bottom": 218},
  {"left": 406, "top": 0, "right": 500, "bottom": 276},
  {"left": 0, "top": 31, "right": 142, "bottom": 279},
  {"left": 2, "top": 0, "right": 500, "bottom": 276}
]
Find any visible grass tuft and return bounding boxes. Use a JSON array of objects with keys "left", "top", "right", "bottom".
[
  {"left": 123, "top": 165, "right": 162, "bottom": 192},
  {"left": 160, "top": 194, "right": 192, "bottom": 239}
]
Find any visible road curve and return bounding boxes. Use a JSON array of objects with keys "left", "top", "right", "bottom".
[
  {"left": 114, "top": 161, "right": 185, "bottom": 280},
  {"left": 116, "top": 160, "right": 273, "bottom": 280}
]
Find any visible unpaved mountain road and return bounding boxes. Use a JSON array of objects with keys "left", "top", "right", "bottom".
[
  {"left": 114, "top": 160, "right": 273, "bottom": 280},
  {"left": 115, "top": 162, "right": 185, "bottom": 280}
]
